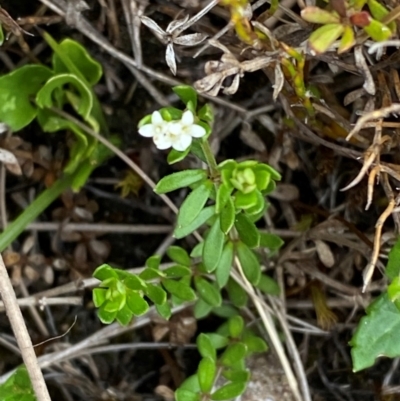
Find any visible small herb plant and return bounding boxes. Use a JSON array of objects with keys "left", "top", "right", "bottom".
[{"left": 92, "top": 85, "right": 284, "bottom": 400}]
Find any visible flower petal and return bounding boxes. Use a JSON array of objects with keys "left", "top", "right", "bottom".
[
  {"left": 188, "top": 124, "right": 206, "bottom": 138},
  {"left": 151, "top": 110, "right": 164, "bottom": 125},
  {"left": 168, "top": 121, "right": 182, "bottom": 136},
  {"left": 138, "top": 124, "right": 156, "bottom": 137},
  {"left": 153, "top": 133, "right": 172, "bottom": 150},
  {"left": 172, "top": 134, "right": 192, "bottom": 151},
  {"left": 181, "top": 110, "right": 194, "bottom": 126}
]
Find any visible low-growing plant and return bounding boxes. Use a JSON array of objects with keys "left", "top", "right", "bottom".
[{"left": 91, "top": 85, "right": 284, "bottom": 400}]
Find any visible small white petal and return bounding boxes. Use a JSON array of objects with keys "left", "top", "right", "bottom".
[
  {"left": 168, "top": 121, "right": 183, "bottom": 136},
  {"left": 152, "top": 110, "right": 163, "bottom": 125},
  {"left": 138, "top": 124, "right": 156, "bottom": 137},
  {"left": 172, "top": 134, "right": 192, "bottom": 151},
  {"left": 166, "top": 43, "right": 177, "bottom": 75},
  {"left": 188, "top": 124, "right": 206, "bottom": 138},
  {"left": 181, "top": 110, "right": 194, "bottom": 126},
  {"left": 154, "top": 133, "right": 172, "bottom": 150}
]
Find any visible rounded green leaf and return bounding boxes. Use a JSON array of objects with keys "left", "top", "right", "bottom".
[
  {"left": 93, "top": 288, "right": 107, "bottom": 307},
  {"left": 198, "top": 357, "right": 217, "bottom": 393},
  {"left": 222, "top": 369, "right": 250, "bottom": 382},
  {"left": 173, "top": 85, "right": 198, "bottom": 110},
  {"left": 309, "top": 23, "right": 344, "bottom": 54},
  {"left": 220, "top": 343, "right": 247, "bottom": 367},
  {"left": 162, "top": 279, "right": 197, "bottom": 301},
  {"left": 227, "top": 278, "right": 248, "bottom": 308},
  {"left": 156, "top": 302, "right": 172, "bottom": 320},
  {"left": 123, "top": 274, "right": 146, "bottom": 290},
  {"left": 194, "top": 277, "right": 222, "bottom": 307},
  {"left": 256, "top": 274, "right": 280, "bottom": 296},
  {"left": 363, "top": 19, "right": 392, "bottom": 41},
  {"left": 178, "top": 181, "right": 213, "bottom": 227},
  {"left": 139, "top": 267, "right": 164, "bottom": 281},
  {"left": 175, "top": 389, "right": 200, "bottom": 401},
  {"left": 197, "top": 333, "right": 217, "bottom": 360},
  {"left": 174, "top": 206, "right": 216, "bottom": 239},
  {"left": 236, "top": 242, "right": 261, "bottom": 285},
  {"left": 93, "top": 264, "right": 118, "bottom": 280},
  {"left": 216, "top": 241, "right": 234, "bottom": 288},
  {"left": 235, "top": 213, "right": 260, "bottom": 248},
  {"left": 203, "top": 216, "right": 226, "bottom": 272},
  {"left": 116, "top": 304, "right": 134, "bottom": 326},
  {"left": 234, "top": 190, "right": 258, "bottom": 210},
  {"left": 167, "top": 246, "right": 191, "bottom": 266},
  {"left": 211, "top": 381, "right": 247, "bottom": 400},
  {"left": 126, "top": 289, "right": 149, "bottom": 316},
  {"left": 228, "top": 315, "right": 244, "bottom": 338},
  {"left": 155, "top": 169, "right": 207, "bottom": 194},
  {"left": 191, "top": 241, "right": 204, "bottom": 258},
  {"left": 164, "top": 265, "right": 192, "bottom": 278},
  {"left": 220, "top": 197, "right": 235, "bottom": 234},
  {"left": 145, "top": 283, "right": 167, "bottom": 305},
  {"left": 216, "top": 184, "right": 233, "bottom": 213},
  {"left": 146, "top": 255, "right": 161, "bottom": 270},
  {"left": 338, "top": 25, "right": 355, "bottom": 53},
  {"left": 243, "top": 335, "right": 268, "bottom": 353},
  {"left": 194, "top": 298, "right": 213, "bottom": 319},
  {"left": 259, "top": 233, "right": 284, "bottom": 252},
  {"left": 0, "top": 65, "right": 53, "bottom": 131},
  {"left": 98, "top": 306, "right": 118, "bottom": 324}
]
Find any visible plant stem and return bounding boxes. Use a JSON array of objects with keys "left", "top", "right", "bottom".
[
  {"left": 0, "top": 172, "right": 75, "bottom": 252},
  {"left": 201, "top": 140, "right": 219, "bottom": 179},
  {"left": 0, "top": 253, "right": 51, "bottom": 401}
]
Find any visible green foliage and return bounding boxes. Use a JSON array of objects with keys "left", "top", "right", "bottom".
[{"left": 0, "top": 366, "right": 35, "bottom": 401}]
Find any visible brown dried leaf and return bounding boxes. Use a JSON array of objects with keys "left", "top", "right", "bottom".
[
  {"left": 0, "top": 148, "right": 22, "bottom": 175},
  {"left": 314, "top": 240, "right": 335, "bottom": 268}
]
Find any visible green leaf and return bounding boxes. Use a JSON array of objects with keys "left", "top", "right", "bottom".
[
  {"left": 206, "top": 333, "right": 230, "bottom": 349},
  {"left": 338, "top": 25, "right": 355, "bottom": 53},
  {"left": 194, "top": 277, "right": 222, "bottom": 307},
  {"left": 93, "top": 288, "right": 107, "bottom": 307},
  {"left": 203, "top": 216, "right": 226, "bottom": 273},
  {"left": 259, "top": 233, "right": 284, "bottom": 251},
  {"left": 211, "top": 381, "right": 247, "bottom": 400},
  {"left": 126, "top": 290, "right": 149, "bottom": 316},
  {"left": 220, "top": 343, "right": 247, "bottom": 367},
  {"left": 155, "top": 169, "right": 207, "bottom": 194},
  {"left": 309, "top": 24, "right": 344, "bottom": 54},
  {"left": 242, "top": 334, "right": 268, "bottom": 353},
  {"left": 167, "top": 146, "right": 191, "bottom": 164},
  {"left": 174, "top": 206, "right": 215, "bottom": 239},
  {"left": 139, "top": 267, "right": 164, "bottom": 281},
  {"left": 216, "top": 241, "right": 234, "bottom": 288},
  {"left": 235, "top": 213, "right": 260, "bottom": 248},
  {"left": 173, "top": 85, "right": 198, "bottom": 110},
  {"left": 191, "top": 241, "right": 204, "bottom": 258},
  {"left": 177, "top": 181, "right": 213, "bottom": 227},
  {"left": 145, "top": 283, "right": 167, "bottom": 305},
  {"left": 146, "top": 255, "right": 161, "bottom": 270},
  {"left": 0, "top": 65, "right": 53, "bottom": 131},
  {"left": 116, "top": 304, "right": 134, "bottom": 325},
  {"left": 256, "top": 274, "right": 280, "bottom": 296},
  {"left": 228, "top": 315, "right": 244, "bottom": 338},
  {"left": 368, "top": 0, "right": 389, "bottom": 21},
  {"left": 164, "top": 265, "right": 192, "bottom": 278},
  {"left": 222, "top": 369, "right": 250, "bottom": 382},
  {"left": 212, "top": 304, "right": 239, "bottom": 318},
  {"left": 98, "top": 306, "right": 118, "bottom": 324},
  {"left": 350, "top": 293, "right": 400, "bottom": 371},
  {"left": 122, "top": 274, "right": 146, "bottom": 291},
  {"left": 301, "top": 7, "right": 341, "bottom": 24},
  {"left": 388, "top": 276, "right": 400, "bottom": 304},
  {"left": 386, "top": 237, "right": 400, "bottom": 280},
  {"left": 234, "top": 190, "right": 258, "bottom": 210},
  {"left": 220, "top": 197, "right": 235, "bottom": 234},
  {"left": 198, "top": 103, "right": 214, "bottom": 123},
  {"left": 236, "top": 242, "right": 261, "bottom": 285},
  {"left": 180, "top": 374, "right": 201, "bottom": 393},
  {"left": 197, "top": 333, "right": 217, "bottom": 360},
  {"left": 194, "top": 298, "right": 213, "bottom": 319},
  {"left": 162, "top": 279, "right": 197, "bottom": 301},
  {"left": 189, "top": 140, "right": 208, "bottom": 163},
  {"left": 216, "top": 184, "right": 233, "bottom": 213},
  {"left": 156, "top": 302, "right": 172, "bottom": 320},
  {"left": 0, "top": 25, "right": 4, "bottom": 46},
  {"left": 227, "top": 278, "right": 248, "bottom": 308},
  {"left": 175, "top": 389, "right": 200, "bottom": 401},
  {"left": 198, "top": 357, "right": 217, "bottom": 393},
  {"left": 52, "top": 38, "right": 103, "bottom": 86},
  {"left": 363, "top": 19, "right": 392, "bottom": 41},
  {"left": 167, "top": 246, "right": 191, "bottom": 266},
  {"left": 93, "top": 264, "right": 118, "bottom": 280}
]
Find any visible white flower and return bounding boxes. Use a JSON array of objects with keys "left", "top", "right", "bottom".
[{"left": 138, "top": 110, "right": 207, "bottom": 152}]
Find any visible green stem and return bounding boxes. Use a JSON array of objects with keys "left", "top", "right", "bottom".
[
  {"left": 0, "top": 172, "right": 76, "bottom": 252},
  {"left": 201, "top": 140, "right": 219, "bottom": 179}
]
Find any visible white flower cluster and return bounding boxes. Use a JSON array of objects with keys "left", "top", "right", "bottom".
[{"left": 138, "top": 110, "right": 206, "bottom": 152}]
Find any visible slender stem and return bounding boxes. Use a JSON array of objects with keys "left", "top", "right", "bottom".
[
  {"left": 0, "top": 172, "right": 75, "bottom": 252},
  {"left": 0, "top": 253, "right": 51, "bottom": 401},
  {"left": 201, "top": 140, "right": 219, "bottom": 179}
]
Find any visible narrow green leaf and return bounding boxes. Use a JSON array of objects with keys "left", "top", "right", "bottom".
[
  {"left": 227, "top": 278, "right": 248, "bottom": 308},
  {"left": 216, "top": 241, "right": 234, "bottom": 288},
  {"left": 173, "top": 85, "right": 198, "bottom": 110},
  {"left": 256, "top": 274, "right": 280, "bottom": 296},
  {"left": 191, "top": 241, "right": 204, "bottom": 258},
  {"left": 156, "top": 302, "right": 172, "bottom": 320},
  {"left": 0, "top": 25, "right": 4, "bottom": 46},
  {"left": 203, "top": 216, "right": 226, "bottom": 272},
  {"left": 164, "top": 265, "right": 192, "bottom": 278},
  {"left": 350, "top": 293, "right": 400, "bottom": 371},
  {"left": 126, "top": 290, "right": 149, "bottom": 316},
  {"left": 220, "top": 343, "right": 247, "bottom": 367},
  {"left": 228, "top": 315, "right": 244, "bottom": 338},
  {"left": 211, "top": 381, "right": 247, "bottom": 400},
  {"left": 386, "top": 237, "right": 400, "bottom": 280},
  {"left": 197, "top": 333, "right": 217, "bottom": 361},
  {"left": 194, "top": 277, "right": 222, "bottom": 307},
  {"left": 145, "top": 283, "right": 167, "bottom": 305},
  {"left": 198, "top": 103, "right": 214, "bottom": 123},
  {"left": 220, "top": 197, "right": 235, "bottom": 234},
  {"left": 174, "top": 206, "right": 216, "bottom": 239},
  {"left": 363, "top": 19, "right": 392, "bottom": 41},
  {"left": 235, "top": 213, "right": 260, "bottom": 248},
  {"left": 243, "top": 335, "right": 268, "bottom": 354},
  {"left": 155, "top": 169, "right": 207, "bottom": 194},
  {"left": 198, "top": 357, "right": 217, "bottom": 393},
  {"left": 216, "top": 184, "right": 233, "bottom": 213},
  {"left": 167, "top": 246, "right": 191, "bottom": 266},
  {"left": 146, "top": 254, "right": 161, "bottom": 270},
  {"left": 162, "top": 279, "right": 197, "bottom": 301},
  {"left": 259, "top": 233, "right": 284, "bottom": 251},
  {"left": 167, "top": 146, "right": 191, "bottom": 164},
  {"left": 236, "top": 242, "right": 261, "bottom": 285},
  {"left": 93, "top": 288, "right": 107, "bottom": 307},
  {"left": 116, "top": 304, "right": 134, "bottom": 325},
  {"left": 222, "top": 369, "right": 250, "bottom": 382},
  {"left": 177, "top": 181, "right": 213, "bottom": 227},
  {"left": 301, "top": 7, "right": 341, "bottom": 24},
  {"left": 309, "top": 24, "right": 344, "bottom": 54},
  {"left": 139, "top": 267, "right": 164, "bottom": 281},
  {"left": 175, "top": 389, "right": 200, "bottom": 401},
  {"left": 194, "top": 298, "right": 213, "bottom": 319}
]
